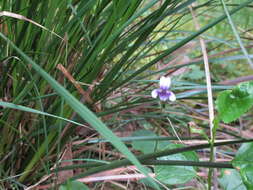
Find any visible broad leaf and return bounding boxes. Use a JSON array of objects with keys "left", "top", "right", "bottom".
[
  {"left": 216, "top": 81, "right": 253, "bottom": 123},
  {"left": 132, "top": 130, "right": 157, "bottom": 154},
  {"left": 131, "top": 130, "right": 198, "bottom": 185},
  {"left": 132, "top": 130, "right": 198, "bottom": 185},
  {"left": 154, "top": 144, "right": 198, "bottom": 185},
  {"left": 184, "top": 65, "right": 205, "bottom": 80},
  {"left": 232, "top": 142, "right": 253, "bottom": 189},
  {"left": 131, "top": 130, "right": 169, "bottom": 154},
  {"left": 219, "top": 169, "right": 246, "bottom": 190}
]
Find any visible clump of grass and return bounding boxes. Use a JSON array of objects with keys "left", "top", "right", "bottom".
[{"left": 0, "top": 0, "right": 253, "bottom": 189}]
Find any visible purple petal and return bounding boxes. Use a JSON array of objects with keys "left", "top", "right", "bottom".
[{"left": 158, "top": 90, "right": 171, "bottom": 101}]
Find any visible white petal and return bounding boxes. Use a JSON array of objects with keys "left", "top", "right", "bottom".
[
  {"left": 159, "top": 76, "right": 171, "bottom": 90},
  {"left": 151, "top": 89, "right": 158, "bottom": 98},
  {"left": 169, "top": 92, "right": 176, "bottom": 102}
]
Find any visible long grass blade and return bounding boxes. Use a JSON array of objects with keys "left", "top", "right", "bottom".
[{"left": 0, "top": 32, "right": 159, "bottom": 188}]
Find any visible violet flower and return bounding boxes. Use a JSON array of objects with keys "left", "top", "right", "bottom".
[{"left": 151, "top": 76, "right": 176, "bottom": 102}]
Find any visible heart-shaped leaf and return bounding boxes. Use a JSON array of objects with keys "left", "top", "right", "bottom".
[
  {"left": 131, "top": 130, "right": 198, "bottom": 185},
  {"left": 154, "top": 144, "right": 198, "bottom": 185},
  {"left": 132, "top": 130, "right": 159, "bottom": 154},
  {"left": 219, "top": 169, "right": 246, "bottom": 190},
  {"left": 216, "top": 81, "right": 253, "bottom": 123},
  {"left": 232, "top": 142, "right": 253, "bottom": 188}
]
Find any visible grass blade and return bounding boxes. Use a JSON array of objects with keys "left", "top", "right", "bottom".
[{"left": 0, "top": 32, "right": 159, "bottom": 188}]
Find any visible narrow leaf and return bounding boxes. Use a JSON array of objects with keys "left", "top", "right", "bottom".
[{"left": 0, "top": 32, "right": 158, "bottom": 188}]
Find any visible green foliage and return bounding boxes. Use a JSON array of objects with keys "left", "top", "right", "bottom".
[
  {"left": 131, "top": 129, "right": 169, "bottom": 154},
  {"left": 219, "top": 169, "right": 246, "bottom": 190},
  {"left": 183, "top": 65, "right": 205, "bottom": 80},
  {"left": 0, "top": 32, "right": 157, "bottom": 188},
  {"left": 59, "top": 180, "right": 89, "bottom": 190},
  {"left": 131, "top": 130, "right": 198, "bottom": 185},
  {"left": 132, "top": 130, "right": 160, "bottom": 154},
  {"left": 232, "top": 142, "right": 253, "bottom": 189},
  {"left": 240, "top": 167, "right": 253, "bottom": 189},
  {"left": 155, "top": 143, "right": 198, "bottom": 185},
  {"left": 2, "top": 0, "right": 202, "bottom": 186},
  {"left": 216, "top": 81, "right": 253, "bottom": 123},
  {"left": 0, "top": 0, "right": 253, "bottom": 188}
]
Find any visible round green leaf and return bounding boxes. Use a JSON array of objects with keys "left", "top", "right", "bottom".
[
  {"left": 154, "top": 144, "right": 198, "bottom": 185},
  {"left": 240, "top": 166, "right": 253, "bottom": 189},
  {"left": 232, "top": 142, "right": 253, "bottom": 188},
  {"left": 219, "top": 169, "right": 246, "bottom": 190},
  {"left": 132, "top": 130, "right": 158, "bottom": 154},
  {"left": 216, "top": 81, "right": 253, "bottom": 123}
]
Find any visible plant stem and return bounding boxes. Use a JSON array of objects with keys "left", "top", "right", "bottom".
[
  {"left": 69, "top": 138, "right": 253, "bottom": 181},
  {"left": 189, "top": 4, "right": 216, "bottom": 189},
  {"left": 54, "top": 160, "right": 233, "bottom": 172}
]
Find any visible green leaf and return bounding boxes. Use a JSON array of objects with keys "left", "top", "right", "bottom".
[
  {"left": 131, "top": 131, "right": 198, "bottom": 185},
  {"left": 0, "top": 101, "right": 85, "bottom": 127},
  {"left": 154, "top": 144, "right": 198, "bottom": 185},
  {"left": 240, "top": 166, "right": 253, "bottom": 189},
  {"left": 131, "top": 129, "right": 171, "bottom": 154},
  {"left": 216, "top": 81, "right": 253, "bottom": 123},
  {"left": 219, "top": 169, "right": 246, "bottom": 190},
  {"left": 0, "top": 33, "right": 157, "bottom": 188},
  {"left": 132, "top": 130, "right": 158, "bottom": 154},
  {"left": 59, "top": 180, "right": 89, "bottom": 190},
  {"left": 139, "top": 167, "right": 161, "bottom": 189},
  {"left": 140, "top": 178, "right": 162, "bottom": 189},
  {"left": 184, "top": 65, "right": 205, "bottom": 80},
  {"left": 232, "top": 142, "right": 253, "bottom": 188},
  {"left": 102, "top": 0, "right": 253, "bottom": 98}
]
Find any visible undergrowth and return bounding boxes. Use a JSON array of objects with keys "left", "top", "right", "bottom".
[{"left": 0, "top": 0, "right": 253, "bottom": 189}]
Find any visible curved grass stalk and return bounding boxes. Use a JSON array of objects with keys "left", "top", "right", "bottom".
[
  {"left": 189, "top": 5, "right": 217, "bottom": 190},
  {"left": 0, "top": 101, "right": 91, "bottom": 129},
  {"left": 0, "top": 33, "right": 160, "bottom": 188},
  {"left": 70, "top": 138, "right": 253, "bottom": 181},
  {"left": 54, "top": 160, "right": 233, "bottom": 173},
  {"left": 97, "top": 0, "right": 253, "bottom": 101},
  {"left": 220, "top": 0, "right": 253, "bottom": 69}
]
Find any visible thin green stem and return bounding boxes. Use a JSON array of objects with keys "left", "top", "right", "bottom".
[
  {"left": 70, "top": 138, "right": 253, "bottom": 181},
  {"left": 54, "top": 160, "right": 233, "bottom": 173}
]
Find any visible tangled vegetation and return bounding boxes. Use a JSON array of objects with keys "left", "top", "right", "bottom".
[{"left": 0, "top": 0, "right": 253, "bottom": 189}]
